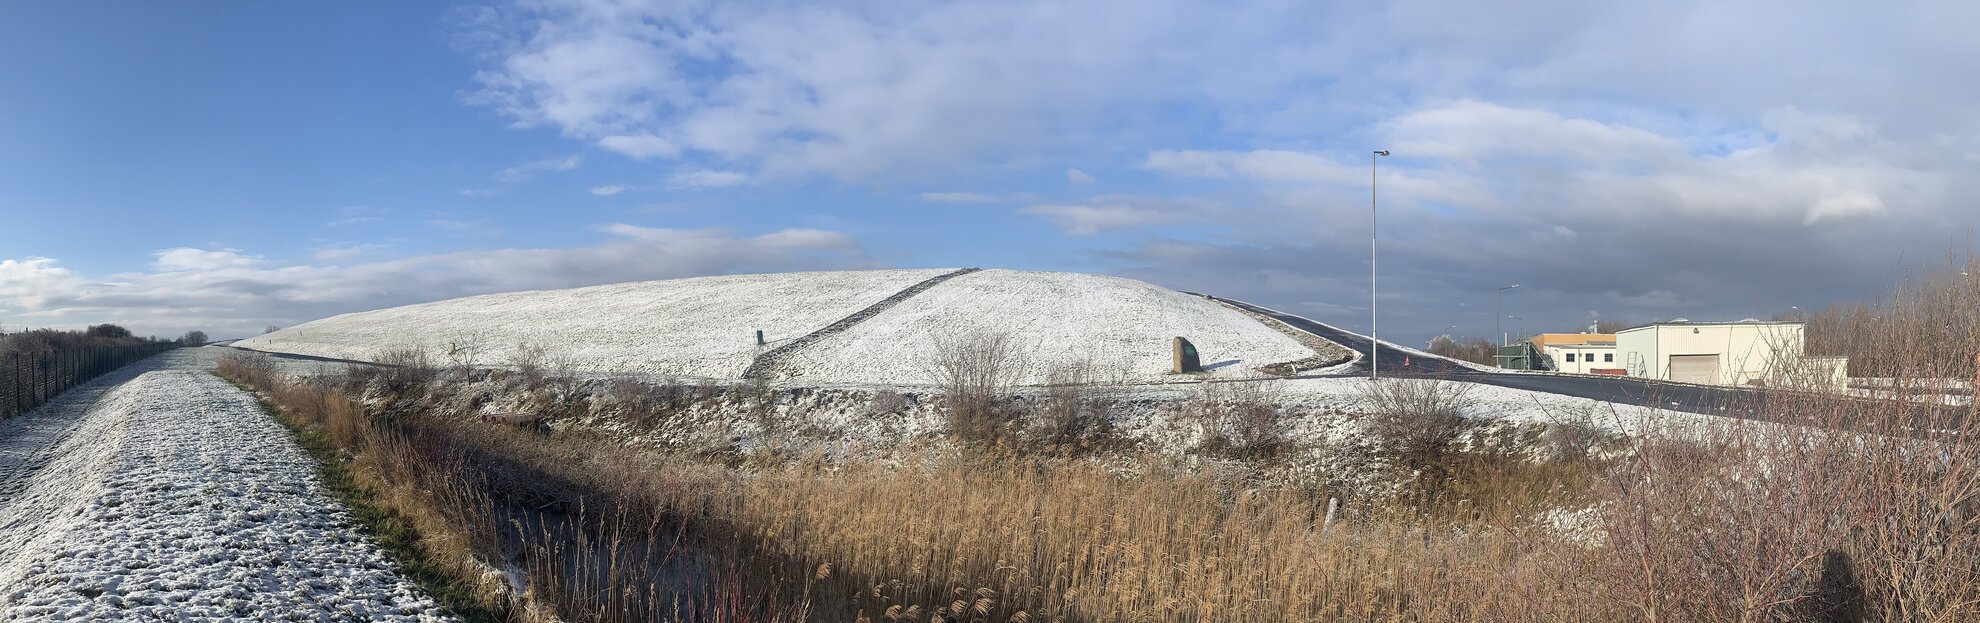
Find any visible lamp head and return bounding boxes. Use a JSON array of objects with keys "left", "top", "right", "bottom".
[{"left": 1373, "top": 150, "right": 1391, "bottom": 156}]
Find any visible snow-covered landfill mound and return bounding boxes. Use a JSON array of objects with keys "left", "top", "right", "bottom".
[
  {"left": 779, "top": 269, "right": 1317, "bottom": 384},
  {"left": 238, "top": 269, "right": 955, "bottom": 380},
  {"left": 238, "top": 268, "right": 1328, "bottom": 386},
  {"left": 0, "top": 351, "right": 452, "bottom": 621}
]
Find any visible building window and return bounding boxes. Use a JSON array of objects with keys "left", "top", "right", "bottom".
[
  {"left": 1604, "top": 353, "right": 1614, "bottom": 363},
  {"left": 1565, "top": 353, "right": 1577, "bottom": 363}
]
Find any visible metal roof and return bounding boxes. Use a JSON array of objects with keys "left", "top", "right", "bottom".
[{"left": 1617, "top": 320, "right": 1803, "bottom": 333}]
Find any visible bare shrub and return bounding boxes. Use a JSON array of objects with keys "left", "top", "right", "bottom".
[
  {"left": 442, "top": 331, "right": 488, "bottom": 372},
  {"left": 1362, "top": 377, "right": 1476, "bottom": 501},
  {"left": 1031, "top": 360, "right": 1117, "bottom": 454},
  {"left": 1192, "top": 379, "right": 1290, "bottom": 459},
  {"left": 926, "top": 330, "right": 1024, "bottom": 448},
  {"left": 357, "top": 346, "right": 436, "bottom": 395},
  {"left": 511, "top": 340, "right": 549, "bottom": 387},
  {"left": 216, "top": 351, "right": 278, "bottom": 387},
  {"left": 867, "top": 389, "right": 907, "bottom": 414},
  {"left": 1426, "top": 335, "right": 1499, "bottom": 366}
]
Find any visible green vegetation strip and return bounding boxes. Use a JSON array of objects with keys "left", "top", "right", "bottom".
[{"left": 218, "top": 374, "right": 504, "bottom": 623}]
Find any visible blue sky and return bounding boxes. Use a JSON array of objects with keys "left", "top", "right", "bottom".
[{"left": 4, "top": 1, "right": 1978, "bottom": 344}]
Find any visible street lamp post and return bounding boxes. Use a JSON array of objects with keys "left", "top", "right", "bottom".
[
  {"left": 1371, "top": 149, "right": 1389, "bottom": 380},
  {"left": 1507, "top": 315, "right": 1524, "bottom": 367},
  {"left": 1495, "top": 284, "right": 1520, "bottom": 364}
]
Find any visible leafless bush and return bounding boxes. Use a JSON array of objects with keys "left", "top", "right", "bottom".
[
  {"left": 511, "top": 340, "right": 549, "bottom": 387},
  {"left": 353, "top": 346, "right": 436, "bottom": 395},
  {"left": 1426, "top": 335, "right": 1500, "bottom": 366},
  {"left": 867, "top": 389, "right": 907, "bottom": 414},
  {"left": 1192, "top": 379, "right": 1290, "bottom": 459},
  {"left": 1031, "top": 360, "right": 1118, "bottom": 454},
  {"left": 1362, "top": 377, "right": 1476, "bottom": 500},
  {"left": 926, "top": 330, "right": 1024, "bottom": 448},
  {"left": 443, "top": 331, "right": 488, "bottom": 372},
  {"left": 1804, "top": 251, "right": 1980, "bottom": 380},
  {"left": 216, "top": 351, "right": 278, "bottom": 387}
]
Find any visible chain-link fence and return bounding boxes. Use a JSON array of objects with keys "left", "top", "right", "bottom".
[{"left": 1, "top": 341, "right": 178, "bottom": 420}]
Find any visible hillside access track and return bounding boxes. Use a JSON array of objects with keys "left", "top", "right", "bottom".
[{"left": 742, "top": 267, "right": 982, "bottom": 380}]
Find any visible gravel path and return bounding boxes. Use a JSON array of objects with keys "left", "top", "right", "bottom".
[{"left": 0, "top": 350, "right": 454, "bottom": 621}]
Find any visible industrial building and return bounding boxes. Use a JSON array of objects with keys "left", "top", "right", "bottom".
[
  {"left": 1616, "top": 320, "right": 1807, "bottom": 385},
  {"left": 1531, "top": 333, "right": 1619, "bottom": 374}
]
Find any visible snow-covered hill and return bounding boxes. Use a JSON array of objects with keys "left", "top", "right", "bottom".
[
  {"left": 237, "top": 268, "right": 1325, "bottom": 386},
  {"left": 238, "top": 269, "right": 954, "bottom": 380},
  {"left": 776, "top": 269, "right": 1315, "bottom": 384}
]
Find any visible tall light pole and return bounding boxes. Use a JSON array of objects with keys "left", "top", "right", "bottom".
[
  {"left": 1371, "top": 149, "right": 1389, "bottom": 380},
  {"left": 1496, "top": 284, "right": 1519, "bottom": 349}
]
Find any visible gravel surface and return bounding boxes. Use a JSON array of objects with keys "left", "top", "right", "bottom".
[{"left": 0, "top": 350, "right": 454, "bottom": 621}]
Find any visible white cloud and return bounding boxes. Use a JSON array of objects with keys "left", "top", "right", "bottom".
[
  {"left": 459, "top": 1, "right": 1366, "bottom": 181},
  {"left": 327, "top": 205, "right": 388, "bottom": 227},
  {"left": 311, "top": 244, "right": 385, "bottom": 262},
  {"left": 597, "top": 134, "right": 679, "bottom": 159},
  {"left": 667, "top": 169, "right": 748, "bottom": 189},
  {"left": 589, "top": 184, "right": 628, "bottom": 196},
  {"left": 920, "top": 192, "right": 997, "bottom": 203},
  {"left": 0, "top": 227, "right": 878, "bottom": 338},
  {"left": 1020, "top": 195, "right": 1213, "bottom": 236},
  {"left": 154, "top": 248, "right": 262, "bottom": 272},
  {"left": 1066, "top": 168, "right": 1095, "bottom": 185},
  {"left": 462, "top": 154, "right": 583, "bottom": 196}
]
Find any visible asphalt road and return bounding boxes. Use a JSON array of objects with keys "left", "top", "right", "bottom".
[{"left": 1212, "top": 296, "right": 1773, "bottom": 417}]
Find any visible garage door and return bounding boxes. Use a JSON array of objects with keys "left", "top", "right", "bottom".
[{"left": 1669, "top": 354, "right": 1720, "bottom": 384}]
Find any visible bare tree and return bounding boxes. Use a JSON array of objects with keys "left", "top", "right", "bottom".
[{"left": 179, "top": 330, "right": 208, "bottom": 346}]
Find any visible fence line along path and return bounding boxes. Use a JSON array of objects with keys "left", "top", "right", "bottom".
[{"left": 2, "top": 342, "right": 178, "bottom": 421}]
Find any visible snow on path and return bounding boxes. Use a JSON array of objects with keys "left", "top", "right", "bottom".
[{"left": 0, "top": 351, "right": 454, "bottom": 621}]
